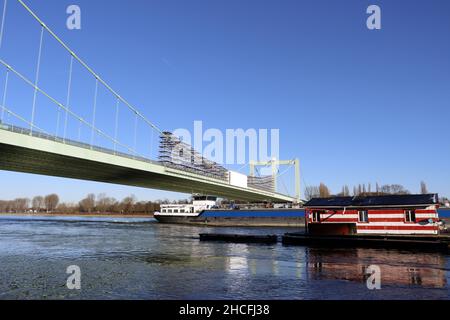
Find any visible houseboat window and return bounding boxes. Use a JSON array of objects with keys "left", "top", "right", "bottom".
[
  {"left": 180, "top": 209, "right": 185, "bottom": 213},
  {"left": 358, "top": 210, "right": 369, "bottom": 223},
  {"left": 168, "top": 209, "right": 173, "bottom": 213},
  {"left": 405, "top": 210, "right": 416, "bottom": 222},
  {"left": 174, "top": 209, "right": 179, "bottom": 213},
  {"left": 312, "top": 211, "right": 321, "bottom": 222},
  {"left": 161, "top": 209, "right": 166, "bottom": 213}
]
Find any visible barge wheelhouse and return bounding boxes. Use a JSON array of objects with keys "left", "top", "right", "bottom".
[{"left": 304, "top": 194, "right": 440, "bottom": 235}]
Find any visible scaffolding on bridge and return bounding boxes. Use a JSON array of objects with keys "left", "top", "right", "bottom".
[{"left": 159, "top": 132, "right": 229, "bottom": 182}]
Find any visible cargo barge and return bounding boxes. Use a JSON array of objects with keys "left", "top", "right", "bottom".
[{"left": 153, "top": 195, "right": 304, "bottom": 227}]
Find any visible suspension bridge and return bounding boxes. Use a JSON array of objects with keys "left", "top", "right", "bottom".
[{"left": 0, "top": 0, "right": 299, "bottom": 203}]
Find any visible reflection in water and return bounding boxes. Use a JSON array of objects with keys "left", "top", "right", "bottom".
[
  {"left": 0, "top": 215, "right": 448, "bottom": 299},
  {"left": 306, "top": 248, "right": 447, "bottom": 288},
  {"left": 217, "top": 245, "right": 447, "bottom": 290},
  {"left": 242, "top": 246, "right": 306, "bottom": 279},
  {"left": 209, "top": 239, "right": 447, "bottom": 290}
]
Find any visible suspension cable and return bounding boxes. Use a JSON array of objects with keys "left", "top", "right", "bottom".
[
  {"left": 277, "top": 165, "right": 292, "bottom": 178},
  {"left": 0, "top": 68, "right": 8, "bottom": 122},
  {"left": 280, "top": 176, "right": 292, "bottom": 197},
  {"left": 30, "top": 25, "right": 44, "bottom": 134},
  {"left": 55, "top": 102, "right": 60, "bottom": 135},
  {"left": 63, "top": 55, "right": 73, "bottom": 142},
  {"left": 0, "top": 0, "right": 7, "bottom": 50},
  {"left": 16, "top": 0, "right": 162, "bottom": 134},
  {"left": 1, "top": 103, "right": 48, "bottom": 134},
  {"left": 114, "top": 98, "right": 119, "bottom": 153},
  {"left": 0, "top": 58, "right": 140, "bottom": 156},
  {"left": 133, "top": 112, "right": 138, "bottom": 155},
  {"left": 77, "top": 119, "right": 81, "bottom": 141},
  {"left": 90, "top": 78, "right": 98, "bottom": 147},
  {"left": 150, "top": 124, "right": 154, "bottom": 159}
]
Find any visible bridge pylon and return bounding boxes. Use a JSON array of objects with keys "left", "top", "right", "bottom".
[{"left": 249, "top": 158, "right": 301, "bottom": 203}]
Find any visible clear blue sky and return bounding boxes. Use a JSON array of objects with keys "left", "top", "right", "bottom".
[{"left": 0, "top": 0, "right": 449, "bottom": 203}]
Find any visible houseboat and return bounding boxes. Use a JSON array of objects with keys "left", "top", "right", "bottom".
[
  {"left": 303, "top": 193, "right": 441, "bottom": 235},
  {"left": 154, "top": 195, "right": 305, "bottom": 227}
]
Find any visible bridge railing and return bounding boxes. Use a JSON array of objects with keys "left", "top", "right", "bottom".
[{"left": 0, "top": 122, "right": 160, "bottom": 166}]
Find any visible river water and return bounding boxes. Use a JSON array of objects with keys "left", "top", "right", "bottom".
[{"left": 0, "top": 215, "right": 449, "bottom": 300}]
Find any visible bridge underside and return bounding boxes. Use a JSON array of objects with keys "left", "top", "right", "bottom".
[{"left": 0, "top": 129, "right": 295, "bottom": 202}]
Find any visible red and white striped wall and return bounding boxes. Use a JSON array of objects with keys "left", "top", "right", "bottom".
[{"left": 306, "top": 206, "right": 439, "bottom": 235}]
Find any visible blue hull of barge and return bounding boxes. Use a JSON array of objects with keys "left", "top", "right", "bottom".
[{"left": 154, "top": 209, "right": 306, "bottom": 227}]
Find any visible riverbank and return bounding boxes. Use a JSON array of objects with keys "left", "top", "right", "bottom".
[{"left": 0, "top": 212, "right": 154, "bottom": 218}]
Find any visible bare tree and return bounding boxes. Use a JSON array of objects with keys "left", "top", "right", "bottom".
[
  {"left": 380, "top": 184, "right": 391, "bottom": 194},
  {"left": 339, "top": 185, "right": 350, "bottom": 196},
  {"left": 121, "top": 195, "right": 137, "bottom": 214},
  {"left": 44, "top": 194, "right": 59, "bottom": 212},
  {"left": 0, "top": 201, "right": 7, "bottom": 213},
  {"left": 96, "top": 193, "right": 117, "bottom": 213},
  {"left": 378, "top": 184, "right": 409, "bottom": 195},
  {"left": 305, "top": 186, "right": 320, "bottom": 200},
  {"left": 13, "top": 198, "right": 30, "bottom": 213},
  {"left": 420, "top": 181, "right": 428, "bottom": 194},
  {"left": 32, "top": 196, "right": 44, "bottom": 212},
  {"left": 0, "top": 200, "right": 13, "bottom": 213},
  {"left": 79, "top": 194, "right": 96, "bottom": 213},
  {"left": 319, "top": 183, "right": 330, "bottom": 198},
  {"left": 345, "top": 185, "right": 350, "bottom": 196},
  {"left": 390, "top": 184, "right": 410, "bottom": 195},
  {"left": 348, "top": 183, "right": 412, "bottom": 196}
]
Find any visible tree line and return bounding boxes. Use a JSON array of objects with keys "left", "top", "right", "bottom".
[
  {"left": 0, "top": 194, "right": 59, "bottom": 213},
  {"left": 0, "top": 193, "right": 190, "bottom": 214}
]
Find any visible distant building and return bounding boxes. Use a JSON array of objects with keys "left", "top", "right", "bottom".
[{"left": 304, "top": 194, "right": 440, "bottom": 235}]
